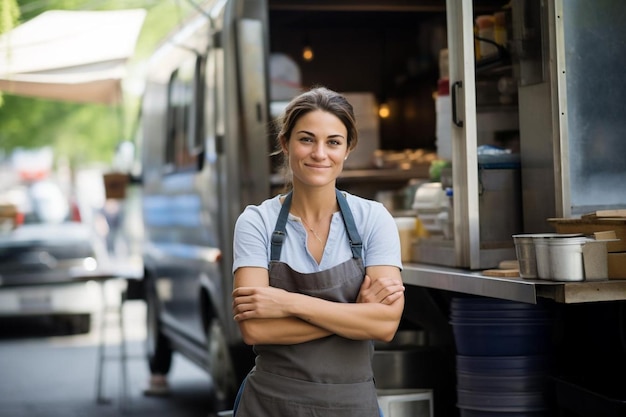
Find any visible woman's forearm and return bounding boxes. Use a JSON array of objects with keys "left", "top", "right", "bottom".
[
  {"left": 238, "top": 316, "right": 332, "bottom": 345},
  {"left": 233, "top": 271, "right": 404, "bottom": 344},
  {"left": 288, "top": 291, "right": 404, "bottom": 342}
]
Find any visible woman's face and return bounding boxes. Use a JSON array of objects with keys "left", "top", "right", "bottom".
[{"left": 283, "top": 110, "right": 350, "bottom": 188}]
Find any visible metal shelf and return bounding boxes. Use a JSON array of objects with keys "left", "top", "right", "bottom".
[{"left": 402, "top": 262, "right": 626, "bottom": 304}]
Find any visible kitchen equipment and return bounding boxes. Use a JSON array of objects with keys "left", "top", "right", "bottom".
[
  {"left": 377, "top": 389, "right": 433, "bottom": 417},
  {"left": 513, "top": 234, "right": 540, "bottom": 278},
  {"left": 451, "top": 297, "right": 553, "bottom": 416},
  {"left": 412, "top": 182, "right": 448, "bottom": 235},
  {"left": 450, "top": 297, "right": 553, "bottom": 356},
  {"left": 373, "top": 346, "right": 445, "bottom": 390},
  {"left": 413, "top": 154, "right": 523, "bottom": 269},
  {"left": 374, "top": 329, "right": 427, "bottom": 350},
  {"left": 395, "top": 217, "right": 417, "bottom": 262},
  {"left": 532, "top": 234, "right": 610, "bottom": 281},
  {"left": 531, "top": 234, "right": 581, "bottom": 280},
  {"left": 543, "top": 236, "right": 589, "bottom": 281}
]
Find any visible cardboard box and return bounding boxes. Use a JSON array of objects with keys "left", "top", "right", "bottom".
[
  {"left": 582, "top": 241, "right": 608, "bottom": 281},
  {"left": 548, "top": 218, "right": 626, "bottom": 252},
  {"left": 0, "top": 203, "right": 17, "bottom": 218},
  {"left": 0, "top": 203, "right": 17, "bottom": 230},
  {"left": 608, "top": 252, "right": 626, "bottom": 280},
  {"left": 103, "top": 172, "right": 129, "bottom": 200}
]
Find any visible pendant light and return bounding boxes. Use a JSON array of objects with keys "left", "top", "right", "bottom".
[
  {"left": 378, "top": 29, "right": 390, "bottom": 118},
  {"left": 302, "top": 33, "right": 314, "bottom": 62}
]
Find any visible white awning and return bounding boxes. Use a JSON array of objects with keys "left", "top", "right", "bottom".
[{"left": 0, "top": 9, "right": 147, "bottom": 104}]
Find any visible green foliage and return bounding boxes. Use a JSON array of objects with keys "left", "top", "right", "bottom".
[
  {"left": 0, "top": 0, "right": 20, "bottom": 33},
  {"left": 0, "top": 0, "right": 20, "bottom": 107},
  {"left": 0, "top": 95, "right": 121, "bottom": 166},
  {"left": 0, "top": 0, "right": 195, "bottom": 168},
  {"left": 17, "top": 0, "right": 153, "bottom": 22}
]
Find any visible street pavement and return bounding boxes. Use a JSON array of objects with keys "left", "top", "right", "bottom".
[{"left": 0, "top": 299, "right": 222, "bottom": 417}]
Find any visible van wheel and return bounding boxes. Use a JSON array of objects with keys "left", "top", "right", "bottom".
[
  {"left": 146, "top": 281, "right": 172, "bottom": 374},
  {"left": 207, "top": 320, "right": 237, "bottom": 406}
]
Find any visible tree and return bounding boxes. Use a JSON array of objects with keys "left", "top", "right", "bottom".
[
  {"left": 0, "top": 0, "right": 20, "bottom": 108},
  {"left": 0, "top": 0, "right": 19, "bottom": 34},
  {"left": 0, "top": 0, "right": 194, "bottom": 167}
]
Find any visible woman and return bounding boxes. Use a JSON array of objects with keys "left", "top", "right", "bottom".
[{"left": 231, "top": 87, "right": 405, "bottom": 416}]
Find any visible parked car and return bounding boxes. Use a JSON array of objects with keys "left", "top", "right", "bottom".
[{"left": 0, "top": 180, "right": 104, "bottom": 334}]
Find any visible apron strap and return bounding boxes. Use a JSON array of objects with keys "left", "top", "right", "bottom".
[
  {"left": 336, "top": 189, "right": 363, "bottom": 259},
  {"left": 270, "top": 192, "right": 292, "bottom": 261},
  {"left": 270, "top": 190, "right": 363, "bottom": 261}
]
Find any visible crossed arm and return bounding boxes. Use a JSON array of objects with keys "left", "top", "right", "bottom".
[{"left": 232, "top": 265, "right": 405, "bottom": 346}]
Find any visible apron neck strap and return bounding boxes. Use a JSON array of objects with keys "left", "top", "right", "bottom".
[
  {"left": 270, "top": 190, "right": 363, "bottom": 261},
  {"left": 336, "top": 189, "right": 363, "bottom": 259},
  {"left": 271, "top": 192, "right": 292, "bottom": 261}
]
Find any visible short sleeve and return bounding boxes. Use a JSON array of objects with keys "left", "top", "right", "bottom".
[
  {"left": 361, "top": 200, "right": 403, "bottom": 270},
  {"left": 232, "top": 206, "right": 271, "bottom": 273}
]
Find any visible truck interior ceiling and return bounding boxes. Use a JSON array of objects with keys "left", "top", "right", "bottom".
[
  {"left": 267, "top": 0, "right": 510, "bottom": 153},
  {"left": 268, "top": 6, "right": 444, "bottom": 152}
]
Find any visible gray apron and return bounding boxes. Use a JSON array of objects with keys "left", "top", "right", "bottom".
[{"left": 234, "top": 189, "right": 380, "bottom": 417}]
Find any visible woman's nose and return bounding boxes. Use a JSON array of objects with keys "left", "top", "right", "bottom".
[{"left": 311, "top": 142, "right": 326, "bottom": 159}]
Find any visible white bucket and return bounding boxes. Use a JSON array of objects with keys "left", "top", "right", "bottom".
[
  {"left": 531, "top": 234, "right": 562, "bottom": 280},
  {"left": 547, "top": 237, "right": 588, "bottom": 281}
]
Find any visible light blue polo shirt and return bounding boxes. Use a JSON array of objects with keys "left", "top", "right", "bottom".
[{"left": 232, "top": 191, "right": 402, "bottom": 274}]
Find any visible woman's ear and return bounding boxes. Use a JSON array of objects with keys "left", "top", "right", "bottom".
[{"left": 280, "top": 135, "right": 289, "bottom": 155}]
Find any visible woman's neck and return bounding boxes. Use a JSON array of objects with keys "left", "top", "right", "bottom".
[{"left": 289, "top": 185, "right": 338, "bottom": 220}]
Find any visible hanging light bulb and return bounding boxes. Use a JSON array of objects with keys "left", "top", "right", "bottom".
[
  {"left": 302, "top": 45, "right": 314, "bottom": 62},
  {"left": 302, "top": 33, "right": 314, "bottom": 62},
  {"left": 378, "top": 102, "right": 390, "bottom": 119},
  {"left": 378, "top": 31, "right": 390, "bottom": 119}
]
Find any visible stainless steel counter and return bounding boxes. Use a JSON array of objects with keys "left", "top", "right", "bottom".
[{"left": 402, "top": 262, "right": 626, "bottom": 304}]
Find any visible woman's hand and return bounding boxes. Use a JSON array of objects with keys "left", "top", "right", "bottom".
[
  {"left": 232, "top": 286, "right": 293, "bottom": 321},
  {"left": 357, "top": 275, "right": 405, "bottom": 305}
]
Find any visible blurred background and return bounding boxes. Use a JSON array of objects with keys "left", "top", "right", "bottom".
[
  {"left": 0, "top": 0, "right": 196, "bottom": 231},
  {"left": 0, "top": 2, "right": 221, "bottom": 415}
]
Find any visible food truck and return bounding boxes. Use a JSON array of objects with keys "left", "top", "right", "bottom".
[{"left": 134, "top": 0, "right": 626, "bottom": 415}]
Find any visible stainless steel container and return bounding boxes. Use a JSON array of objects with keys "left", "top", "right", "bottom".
[
  {"left": 513, "top": 234, "right": 539, "bottom": 278},
  {"left": 372, "top": 343, "right": 444, "bottom": 390}
]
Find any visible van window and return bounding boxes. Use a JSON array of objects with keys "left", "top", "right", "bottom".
[{"left": 165, "top": 55, "right": 205, "bottom": 172}]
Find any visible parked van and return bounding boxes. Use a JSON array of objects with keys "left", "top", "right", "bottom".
[{"left": 139, "top": 0, "right": 270, "bottom": 406}]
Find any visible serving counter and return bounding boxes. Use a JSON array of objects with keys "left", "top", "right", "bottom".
[{"left": 402, "top": 262, "right": 626, "bottom": 304}]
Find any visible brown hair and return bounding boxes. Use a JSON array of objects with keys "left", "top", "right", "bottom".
[{"left": 272, "top": 87, "right": 358, "bottom": 188}]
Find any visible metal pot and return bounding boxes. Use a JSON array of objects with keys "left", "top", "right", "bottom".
[
  {"left": 373, "top": 345, "right": 444, "bottom": 389},
  {"left": 374, "top": 329, "right": 426, "bottom": 350}
]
